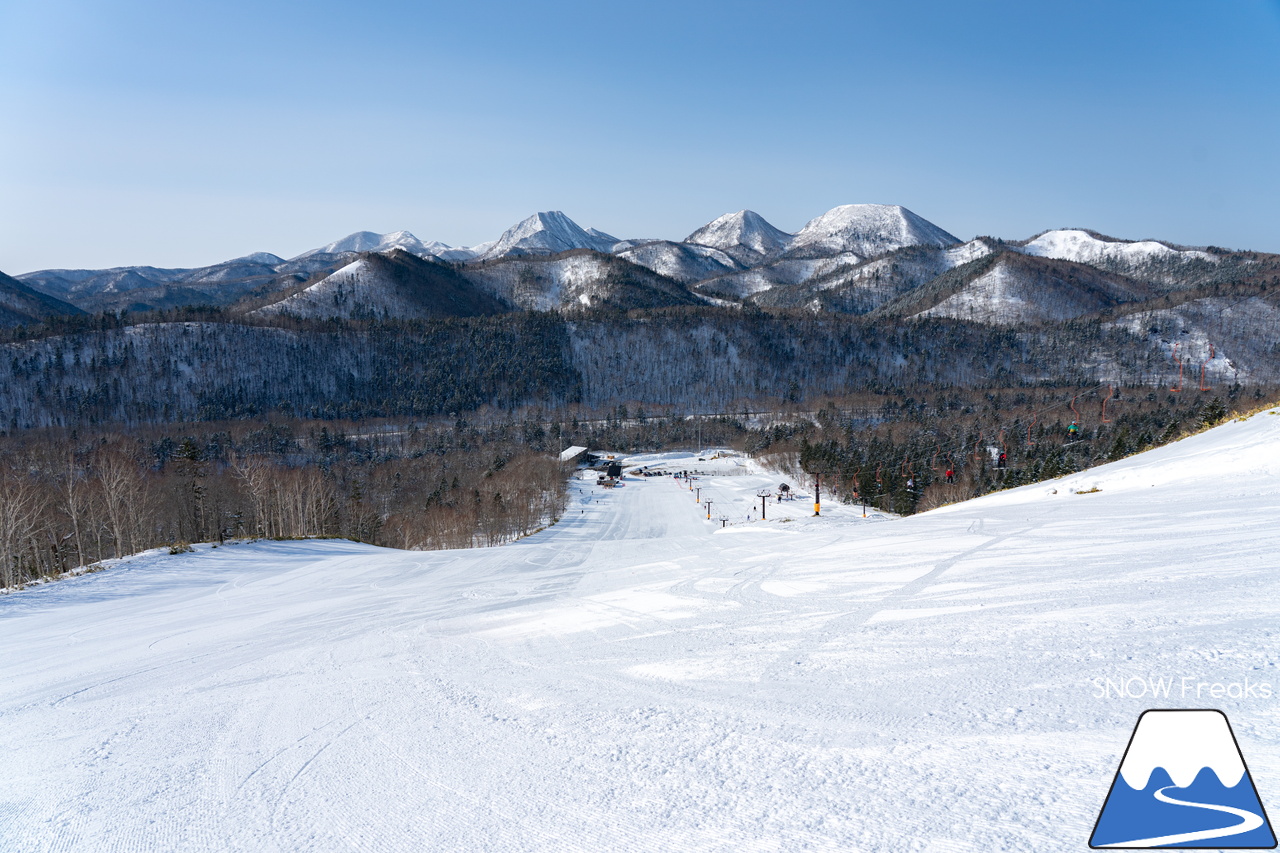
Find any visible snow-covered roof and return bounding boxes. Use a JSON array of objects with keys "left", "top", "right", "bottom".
[{"left": 558, "top": 445, "right": 589, "bottom": 462}]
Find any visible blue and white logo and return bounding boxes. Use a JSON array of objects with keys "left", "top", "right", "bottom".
[{"left": 1091, "top": 710, "right": 1276, "bottom": 848}]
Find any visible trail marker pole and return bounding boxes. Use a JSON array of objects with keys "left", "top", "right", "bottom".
[{"left": 813, "top": 473, "right": 822, "bottom": 516}]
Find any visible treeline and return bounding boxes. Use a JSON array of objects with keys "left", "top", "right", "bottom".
[
  {"left": 748, "top": 386, "right": 1262, "bottom": 515},
  {"left": 4, "top": 383, "right": 1274, "bottom": 590},
  {"left": 0, "top": 417, "right": 568, "bottom": 590},
  {"left": 3, "top": 303, "right": 1279, "bottom": 431}
]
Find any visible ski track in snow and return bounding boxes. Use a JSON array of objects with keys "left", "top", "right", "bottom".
[{"left": 4, "top": 415, "right": 1280, "bottom": 850}]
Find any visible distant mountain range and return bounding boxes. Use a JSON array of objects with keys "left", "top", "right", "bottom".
[{"left": 5, "top": 204, "right": 1278, "bottom": 330}]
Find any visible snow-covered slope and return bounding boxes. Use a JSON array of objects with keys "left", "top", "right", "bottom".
[
  {"left": 785, "top": 203, "right": 960, "bottom": 259},
  {"left": 5, "top": 410, "right": 1280, "bottom": 850},
  {"left": 474, "top": 211, "right": 619, "bottom": 261},
  {"left": 694, "top": 254, "right": 865, "bottom": 300},
  {"left": 685, "top": 210, "right": 792, "bottom": 266},
  {"left": 615, "top": 240, "right": 741, "bottom": 283},
  {"left": 751, "top": 239, "right": 996, "bottom": 313},
  {"left": 882, "top": 251, "right": 1153, "bottom": 324},
  {"left": 229, "top": 251, "right": 285, "bottom": 266},
  {"left": 249, "top": 249, "right": 508, "bottom": 321},
  {"left": 294, "top": 230, "right": 430, "bottom": 259},
  {"left": 1015, "top": 229, "right": 1235, "bottom": 292},
  {"left": 1020, "top": 229, "right": 1216, "bottom": 266},
  {"left": 461, "top": 250, "right": 703, "bottom": 311},
  {"left": 292, "top": 216, "right": 622, "bottom": 266},
  {"left": 1106, "top": 295, "right": 1280, "bottom": 384}
]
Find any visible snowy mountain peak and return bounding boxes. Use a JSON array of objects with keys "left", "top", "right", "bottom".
[
  {"left": 685, "top": 210, "right": 792, "bottom": 259},
  {"left": 298, "top": 230, "right": 432, "bottom": 260},
  {"left": 229, "top": 252, "right": 285, "bottom": 266},
  {"left": 476, "top": 211, "right": 617, "bottom": 261},
  {"left": 1019, "top": 229, "right": 1216, "bottom": 265},
  {"left": 788, "top": 204, "right": 960, "bottom": 259}
]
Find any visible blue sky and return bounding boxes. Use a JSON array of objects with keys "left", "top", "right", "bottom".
[{"left": 2, "top": 0, "right": 1278, "bottom": 271}]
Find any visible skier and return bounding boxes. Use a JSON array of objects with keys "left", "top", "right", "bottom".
[
  {"left": 945, "top": 468, "right": 954, "bottom": 484},
  {"left": 1067, "top": 422, "right": 1080, "bottom": 437},
  {"left": 998, "top": 451, "right": 1007, "bottom": 468}
]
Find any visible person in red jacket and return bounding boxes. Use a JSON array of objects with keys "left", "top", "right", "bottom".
[{"left": 945, "top": 468, "right": 955, "bottom": 484}]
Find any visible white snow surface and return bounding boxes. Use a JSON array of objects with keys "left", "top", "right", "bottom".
[
  {"left": 1020, "top": 229, "right": 1216, "bottom": 265},
  {"left": 5, "top": 415, "right": 1280, "bottom": 850},
  {"left": 786, "top": 204, "right": 960, "bottom": 258}
]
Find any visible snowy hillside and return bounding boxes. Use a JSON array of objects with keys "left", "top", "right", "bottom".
[
  {"left": 1019, "top": 229, "right": 1216, "bottom": 266},
  {"left": 614, "top": 241, "right": 741, "bottom": 283},
  {"left": 1106, "top": 294, "right": 1280, "bottom": 384},
  {"left": 291, "top": 230, "right": 475, "bottom": 263},
  {"left": 748, "top": 239, "right": 996, "bottom": 313},
  {"left": 248, "top": 249, "right": 508, "bottom": 321},
  {"left": 474, "top": 211, "right": 619, "bottom": 261},
  {"left": 785, "top": 203, "right": 960, "bottom": 259},
  {"left": 901, "top": 252, "right": 1154, "bottom": 324},
  {"left": 695, "top": 254, "right": 867, "bottom": 301},
  {"left": 461, "top": 251, "right": 703, "bottom": 311},
  {"left": 685, "top": 209, "right": 792, "bottom": 265},
  {"left": 4, "top": 408, "right": 1280, "bottom": 850},
  {"left": 1015, "top": 229, "right": 1237, "bottom": 292}
]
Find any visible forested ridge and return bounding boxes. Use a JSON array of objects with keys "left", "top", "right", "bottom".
[
  {"left": 1, "top": 301, "right": 1275, "bottom": 431},
  {"left": 0, "top": 296, "right": 1275, "bottom": 590},
  {"left": 0, "top": 376, "right": 1270, "bottom": 592}
]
